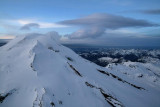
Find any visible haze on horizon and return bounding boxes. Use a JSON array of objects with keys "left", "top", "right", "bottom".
[{"left": 0, "top": 0, "right": 160, "bottom": 46}]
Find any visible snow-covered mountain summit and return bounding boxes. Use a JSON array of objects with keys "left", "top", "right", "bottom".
[{"left": 0, "top": 33, "right": 160, "bottom": 107}]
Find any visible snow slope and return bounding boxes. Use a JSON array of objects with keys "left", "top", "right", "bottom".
[
  {"left": 106, "top": 61, "right": 160, "bottom": 90},
  {"left": 0, "top": 33, "right": 160, "bottom": 107}
]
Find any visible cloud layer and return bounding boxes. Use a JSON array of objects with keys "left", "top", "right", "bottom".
[
  {"left": 140, "top": 9, "right": 160, "bottom": 15},
  {"left": 20, "top": 23, "right": 40, "bottom": 30},
  {"left": 18, "top": 20, "right": 68, "bottom": 29},
  {"left": 66, "top": 27, "right": 105, "bottom": 39},
  {"left": 60, "top": 13, "right": 158, "bottom": 39},
  {"left": 60, "top": 13, "right": 158, "bottom": 28}
]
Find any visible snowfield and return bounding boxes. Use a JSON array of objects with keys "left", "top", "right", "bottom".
[
  {"left": 0, "top": 33, "right": 160, "bottom": 107},
  {"left": 98, "top": 57, "right": 118, "bottom": 63}
]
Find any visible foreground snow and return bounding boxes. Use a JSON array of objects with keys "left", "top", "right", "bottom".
[{"left": 0, "top": 33, "right": 160, "bottom": 107}]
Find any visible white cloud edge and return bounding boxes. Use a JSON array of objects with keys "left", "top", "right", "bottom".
[{"left": 17, "top": 19, "right": 68, "bottom": 28}]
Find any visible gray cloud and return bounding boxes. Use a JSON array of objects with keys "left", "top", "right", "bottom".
[
  {"left": 140, "top": 9, "right": 160, "bottom": 15},
  {"left": 20, "top": 23, "right": 40, "bottom": 30},
  {"left": 60, "top": 13, "right": 158, "bottom": 39},
  {"left": 61, "top": 31, "right": 160, "bottom": 46},
  {"left": 66, "top": 27, "right": 105, "bottom": 39},
  {"left": 60, "top": 13, "right": 158, "bottom": 29}
]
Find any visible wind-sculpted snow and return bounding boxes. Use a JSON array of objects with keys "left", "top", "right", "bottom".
[{"left": 0, "top": 33, "right": 160, "bottom": 107}]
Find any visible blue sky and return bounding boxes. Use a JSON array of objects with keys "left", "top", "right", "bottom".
[{"left": 0, "top": 0, "right": 160, "bottom": 46}]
